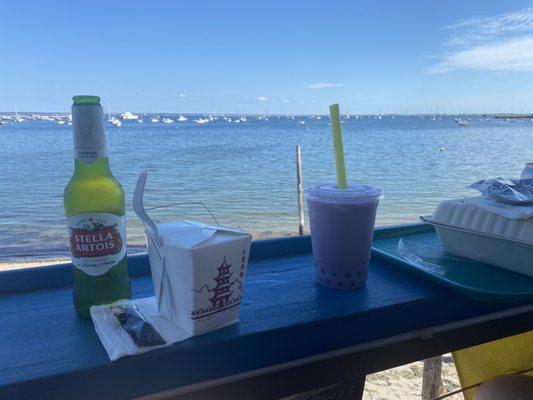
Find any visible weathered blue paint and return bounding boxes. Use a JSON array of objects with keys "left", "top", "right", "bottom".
[{"left": 0, "top": 224, "right": 531, "bottom": 400}]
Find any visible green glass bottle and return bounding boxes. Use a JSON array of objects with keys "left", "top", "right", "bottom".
[{"left": 64, "top": 95, "right": 131, "bottom": 318}]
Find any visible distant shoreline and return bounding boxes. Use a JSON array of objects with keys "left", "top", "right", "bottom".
[{"left": 2, "top": 111, "right": 533, "bottom": 117}]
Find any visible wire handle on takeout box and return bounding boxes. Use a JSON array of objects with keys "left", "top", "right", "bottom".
[
  {"left": 146, "top": 203, "right": 220, "bottom": 226},
  {"left": 133, "top": 171, "right": 221, "bottom": 250}
]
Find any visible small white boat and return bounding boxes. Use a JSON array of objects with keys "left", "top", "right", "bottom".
[
  {"left": 177, "top": 115, "right": 187, "bottom": 122},
  {"left": 109, "top": 117, "right": 122, "bottom": 127},
  {"left": 149, "top": 116, "right": 160, "bottom": 123},
  {"left": 455, "top": 118, "right": 470, "bottom": 126},
  {"left": 137, "top": 119, "right": 143, "bottom": 123},
  {"left": 14, "top": 107, "right": 24, "bottom": 122},
  {"left": 162, "top": 118, "right": 174, "bottom": 124},
  {"left": 106, "top": 105, "right": 121, "bottom": 126},
  {"left": 195, "top": 118, "right": 208, "bottom": 124},
  {"left": 298, "top": 120, "right": 305, "bottom": 125},
  {"left": 239, "top": 116, "right": 247, "bottom": 122},
  {"left": 57, "top": 120, "right": 66, "bottom": 125},
  {"left": 121, "top": 111, "right": 139, "bottom": 120}
]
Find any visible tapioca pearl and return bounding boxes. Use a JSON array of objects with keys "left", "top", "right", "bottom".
[
  {"left": 331, "top": 272, "right": 337, "bottom": 277},
  {"left": 321, "top": 268, "right": 325, "bottom": 274},
  {"left": 345, "top": 273, "right": 352, "bottom": 279},
  {"left": 350, "top": 281, "right": 356, "bottom": 287},
  {"left": 338, "top": 282, "right": 344, "bottom": 287}
]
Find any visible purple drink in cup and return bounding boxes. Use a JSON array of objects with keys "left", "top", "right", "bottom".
[{"left": 304, "top": 184, "right": 382, "bottom": 289}]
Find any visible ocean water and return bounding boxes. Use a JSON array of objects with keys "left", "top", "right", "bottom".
[{"left": 1, "top": 114, "right": 532, "bottom": 264}]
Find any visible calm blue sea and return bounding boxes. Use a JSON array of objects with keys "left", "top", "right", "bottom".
[{"left": 1, "top": 114, "right": 532, "bottom": 264}]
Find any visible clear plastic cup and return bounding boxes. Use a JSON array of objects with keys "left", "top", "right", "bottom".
[{"left": 304, "top": 184, "right": 382, "bottom": 289}]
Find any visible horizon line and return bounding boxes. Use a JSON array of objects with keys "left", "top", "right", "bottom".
[{"left": 2, "top": 111, "right": 533, "bottom": 117}]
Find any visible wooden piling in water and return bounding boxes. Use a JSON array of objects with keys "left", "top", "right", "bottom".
[{"left": 296, "top": 145, "right": 304, "bottom": 235}]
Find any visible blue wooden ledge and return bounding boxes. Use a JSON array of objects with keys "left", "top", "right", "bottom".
[{"left": 0, "top": 223, "right": 531, "bottom": 400}]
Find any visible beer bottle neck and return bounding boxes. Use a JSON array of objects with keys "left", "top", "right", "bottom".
[
  {"left": 72, "top": 103, "right": 108, "bottom": 164},
  {"left": 73, "top": 157, "right": 112, "bottom": 177}
]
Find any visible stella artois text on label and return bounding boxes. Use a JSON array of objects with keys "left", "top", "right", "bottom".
[{"left": 64, "top": 95, "right": 131, "bottom": 317}]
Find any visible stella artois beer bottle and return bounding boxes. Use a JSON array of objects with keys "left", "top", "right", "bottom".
[{"left": 64, "top": 95, "right": 131, "bottom": 317}]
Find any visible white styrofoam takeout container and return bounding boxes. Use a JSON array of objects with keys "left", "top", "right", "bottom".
[
  {"left": 422, "top": 197, "right": 533, "bottom": 278},
  {"left": 133, "top": 172, "right": 252, "bottom": 335}
]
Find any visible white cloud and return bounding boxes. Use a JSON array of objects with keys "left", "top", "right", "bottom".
[
  {"left": 257, "top": 96, "right": 268, "bottom": 101},
  {"left": 429, "top": 36, "right": 533, "bottom": 73},
  {"left": 179, "top": 93, "right": 187, "bottom": 98},
  {"left": 307, "top": 82, "right": 342, "bottom": 89},
  {"left": 430, "top": 6, "right": 533, "bottom": 73},
  {"left": 447, "top": 7, "right": 533, "bottom": 42}
]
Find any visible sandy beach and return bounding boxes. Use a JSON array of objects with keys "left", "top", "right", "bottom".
[
  {"left": 0, "top": 258, "right": 70, "bottom": 271},
  {"left": 363, "top": 355, "right": 463, "bottom": 400},
  {"left": 284, "top": 355, "right": 462, "bottom": 399}
]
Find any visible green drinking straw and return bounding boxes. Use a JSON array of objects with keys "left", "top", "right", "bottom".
[{"left": 329, "top": 103, "right": 348, "bottom": 189}]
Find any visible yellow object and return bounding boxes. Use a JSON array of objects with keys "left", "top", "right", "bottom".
[
  {"left": 329, "top": 104, "right": 347, "bottom": 189},
  {"left": 452, "top": 330, "right": 533, "bottom": 399}
]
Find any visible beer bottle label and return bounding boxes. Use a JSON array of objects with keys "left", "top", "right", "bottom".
[
  {"left": 67, "top": 213, "right": 126, "bottom": 276},
  {"left": 72, "top": 104, "right": 108, "bottom": 163}
]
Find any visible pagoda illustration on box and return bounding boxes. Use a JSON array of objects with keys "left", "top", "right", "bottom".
[
  {"left": 209, "top": 257, "right": 233, "bottom": 309},
  {"left": 191, "top": 252, "right": 246, "bottom": 320}
]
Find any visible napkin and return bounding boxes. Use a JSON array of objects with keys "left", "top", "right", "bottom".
[{"left": 91, "top": 297, "right": 191, "bottom": 361}]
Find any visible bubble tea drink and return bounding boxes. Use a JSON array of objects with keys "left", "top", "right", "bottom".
[
  {"left": 305, "top": 103, "right": 382, "bottom": 289},
  {"left": 305, "top": 184, "right": 382, "bottom": 289}
]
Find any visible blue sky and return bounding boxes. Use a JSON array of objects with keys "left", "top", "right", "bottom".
[{"left": 2, "top": 0, "right": 533, "bottom": 114}]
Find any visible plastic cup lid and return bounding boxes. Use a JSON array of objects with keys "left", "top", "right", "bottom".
[{"left": 304, "top": 183, "right": 383, "bottom": 203}]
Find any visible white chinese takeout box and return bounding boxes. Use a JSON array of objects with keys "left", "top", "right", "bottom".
[{"left": 133, "top": 172, "right": 252, "bottom": 335}]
